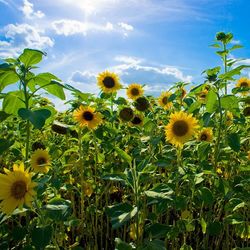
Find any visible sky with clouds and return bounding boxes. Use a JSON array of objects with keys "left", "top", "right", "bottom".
[{"left": 0, "top": 0, "right": 250, "bottom": 108}]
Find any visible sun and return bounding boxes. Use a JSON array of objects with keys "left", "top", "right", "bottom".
[
  {"left": 30, "top": 149, "right": 51, "bottom": 173},
  {"left": 126, "top": 83, "right": 144, "bottom": 100},
  {"left": 0, "top": 163, "right": 37, "bottom": 214},
  {"left": 165, "top": 111, "right": 199, "bottom": 148},
  {"left": 97, "top": 71, "right": 122, "bottom": 93},
  {"left": 158, "top": 91, "right": 173, "bottom": 110},
  {"left": 73, "top": 106, "right": 102, "bottom": 129}
]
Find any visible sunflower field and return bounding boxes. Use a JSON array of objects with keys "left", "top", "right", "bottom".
[{"left": 0, "top": 32, "right": 249, "bottom": 250}]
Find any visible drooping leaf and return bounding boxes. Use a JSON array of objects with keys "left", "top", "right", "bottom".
[
  {"left": 0, "top": 69, "right": 19, "bottom": 92},
  {"left": 2, "top": 91, "right": 25, "bottom": 115},
  {"left": 206, "top": 90, "right": 218, "bottom": 113},
  {"left": 19, "top": 48, "right": 45, "bottom": 67}
]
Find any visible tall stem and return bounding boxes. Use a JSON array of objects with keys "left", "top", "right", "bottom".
[{"left": 223, "top": 43, "right": 228, "bottom": 95}]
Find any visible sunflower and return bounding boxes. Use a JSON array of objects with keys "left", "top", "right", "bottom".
[
  {"left": 130, "top": 114, "right": 143, "bottom": 126},
  {"left": 198, "top": 128, "right": 213, "bottom": 142},
  {"left": 134, "top": 97, "right": 150, "bottom": 112},
  {"left": 165, "top": 111, "right": 199, "bottom": 148},
  {"left": 119, "top": 107, "right": 134, "bottom": 122},
  {"left": 30, "top": 149, "right": 51, "bottom": 173},
  {"left": 158, "top": 91, "right": 173, "bottom": 110},
  {"left": 126, "top": 83, "right": 144, "bottom": 100},
  {"left": 73, "top": 106, "right": 102, "bottom": 129},
  {"left": 97, "top": 71, "right": 122, "bottom": 93},
  {"left": 243, "top": 106, "right": 250, "bottom": 117},
  {"left": 197, "top": 89, "right": 208, "bottom": 104},
  {"left": 226, "top": 111, "right": 233, "bottom": 125},
  {"left": 0, "top": 163, "right": 36, "bottom": 214},
  {"left": 236, "top": 77, "right": 250, "bottom": 95}
]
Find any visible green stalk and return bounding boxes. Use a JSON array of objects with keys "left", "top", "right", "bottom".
[{"left": 223, "top": 42, "right": 228, "bottom": 95}]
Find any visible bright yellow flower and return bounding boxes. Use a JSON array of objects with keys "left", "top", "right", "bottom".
[
  {"left": 165, "top": 111, "right": 199, "bottom": 148},
  {"left": 198, "top": 128, "right": 213, "bottom": 142},
  {"left": 73, "top": 106, "right": 102, "bottom": 129},
  {"left": 158, "top": 91, "right": 173, "bottom": 110},
  {"left": 30, "top": 149, "right": 51, "bottom": 173},
  {"left": 97, "top": 71, "right": 122, "bottom": 93},
  {"left": 0, "top": 163, "right": 36, "bottom": 214},
  {"left": 236, "top": 77, "right": 250, "bottom": 95},
  {"left": 197, "top": 89, "right": 208, "bottom": 104},
  {"left": 126, "top": 83, "right": 144, "bottom": 100}
]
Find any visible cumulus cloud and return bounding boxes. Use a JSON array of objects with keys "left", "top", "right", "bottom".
[
  {"left": 51, "top": 19, "right": 135, "bottom": 37},
  {"left": 0, "top": 23, "right": 54, "bottom": 57},
  {"left": 20, "top": 0, "right": 45, "bottom": 19}
]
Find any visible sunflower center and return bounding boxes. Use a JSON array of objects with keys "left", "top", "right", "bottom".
[
  {"left": 135, "top": 97, "right": 149, "bottom": 111},
  {"left": 172, "top": 120, "right": 189, "bottom": 137},
  {"left": 131, "top": 88, "right": 139, "bottom": 96},
  {"left": 132, "top": 116, "right": 142, "bottom": 125},
  {"left": 83, "top": 111, "right": 94, "bottom": 121},
  {"left": 162, "top": 96, "right": 168, "bottom": 105},
  {"left": 243, "top": 107, "right": 250, "bottom": 117},
  {"left": 119, "top": 107, "right": 134, "bottom": 121},
  {"left": 240, "top": 82, "right": 248, "bottom": 87},
  {"left": 200, "top": 133, "right": 208, "bottom": 141},
  {"left": 11, "top": 180, "right": 27, "bottom": 199},
  {"left": 199, "top": 94, "right": 206, "bottom": 99},
  {"left": 37, "top": 157, "right": 46, "bottom": 166},
  {"left": 103, "top": 76, "right": 115, "bottom": 88}
]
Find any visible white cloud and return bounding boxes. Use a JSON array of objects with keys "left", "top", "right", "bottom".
[
  {"left": 52, "top": 19, "right": 114, "bottom": 36},
  {"left": 0, "top": 23, "right": 54, "bottom": 57},
  {"left": 0, "top": 0, "right": 9, "bottom": 6},
  {"left": 118, "top": 22, "right": 134, "bottom": 31},
  {"left": 20, "top": 0, "right": 45, "bottom": 19}
]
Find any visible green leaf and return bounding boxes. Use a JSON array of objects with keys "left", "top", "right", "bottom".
[
  {"left": 227, "top": 133, "right": 240, "bottom": 152},
  {"left": 0, "top": 111, "right": 11, "bottom": 122},
  {"left": 106, "top": 203, "right": 138, "bottom": 229},
  {"left": 115, "top": 238, "right": 133, "bottom": 250},
  {"left": 144, "top": 120, "right": 156, "bottom": 134},
  {"left": 0, "top": 139, "right": 14, "bottom": 155},
  {"left": 31, "top": 225, "right": 52, "bottom": 250},
  {"left": 114, "top": 147, "right": 132, "bottom": 164},
  {"left": 200, "top": 217, "right": 207, "bottom": 234},
  {"left": 230, "top": 44, "right": 243, "bottom": 51},
  {"left": 197, "top": 142, "right": 211, "bottom": 162},
  {"left": 145, "top": 223, "right": 171, "bottom": 238},
  {"left": 145, "top": 184, "right": 173, "bottom": 202},
  {"left": 0, "top": 70, "right": 19, "bottom": 92},
  {"left": 31, "top": 73, "right": 65, "bottom": 100},
  {"left": 12, "top": 226, "right": 27, "bottom": 241},
  {"left": 18, "top": 108, "right": 51, "bottom": 129},
  {"left": 2, "top": 91, "right": 25, "bottom": 115},
  {"left": 207, "top": 221, "right": 222, "bottom": 236},
  {"left": 19, "top": 48, "right": 45, "bottom": 67},
  {"left": 221, "top": 95, "right": 239, "bottom": 115},
  {"left": 206, "top": 90, "right": 218, "bottom": 113},
  {"left": 102, "top": 173, "right": 126, "bottom": 183},
  {"left": 44, "top": 198, "right": 72, "bottom": 222},
  {"left": 199, "top": 187, "right": 213, "bottom": 206},
  {"left": 219, "top": 65, "right": 250, "bottom": 80},
  {"left": 188, "top": 101, "right": 201, "bottom": 113},
  {"left": 138, "top": 239, "right": 166, "bottom": 250}
]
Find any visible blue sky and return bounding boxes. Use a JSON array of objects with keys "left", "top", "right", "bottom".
[{"left": 0, "top": 0, "right": 250, "bottom": 108}]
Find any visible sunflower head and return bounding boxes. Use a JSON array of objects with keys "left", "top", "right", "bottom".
[
  {"left": 30, "top": 149, "right": 51, "bottom": 173},
  {"left": 130, "top": 114, "right": 143, "bottom": 126},
  {"left": 165, "top": 111, "right": 199, "bottom": 148},
  {"left": 31, "top": 141, "right": 46, "bottom": 151},
  {"left": 97, "top": 71, "right": 122, "bottom": 93},
  {"left": 243, "top": 106, "right": 250, "bottom": 117},
  {"left": 236, "top": 77, "right": 250, "bottom": 95},
  {"left": 0, "top": 163, "right": 37, "bottom": 214},
  {"left": 158, "top": 91, "right": 173, "bottom": 110},
  {"left": 119, "top": 107, "right": 134, "bottom": 122},
  {"left": 198, "top": 128, "right": 213, "bottom": 142},
  {"left": 51, "top": 121, "right": 68, "bottom": 135},
  {"left": 197, "top": 89, "right": 208, "bottom": 104},
  {"left": 134, "top": 97, "right": 150, "bottom": 112},
  {"left": 126, "top": 83, "right": 144, "bottom": 100},
  {"left": 73, "top": 106, "right": 102, "bottom": 129}
]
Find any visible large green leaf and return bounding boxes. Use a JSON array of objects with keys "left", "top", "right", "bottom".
[
  {"left": 221, "top": 95, "right": 239, "bottom": 116},
  {"left": 227, "top": 133, "right": 240, "bottom": 152},
  {"left": 2, "top": 91, "right": 25, "bottom": 115},
  {"left": 199, "top": 187, "right": 213, "bottom": 206},
  {"left": 18, "top": 108, "right": 51, "bottom": 129},
  {"left": 219, "top": 65, "right": 250, "bottom": 80},
  {"left": 0, "top": 138, "right": 14, "bottom": 155},
  {"left": 0, "top": 69, "right": 19, "bottom": 92},
  {"left": 19, "top": 48, "right": 45, "bottom": 67},
  {"left": 31, "top": 225, "right": 52, "bottom": 250},
  {"left": 106, "top": 203, "right": 138, "bottom": 229},
  {"left": 31, "top": 73, "right": 65, "bottom": 100},
  {"left": 206, "top": 90, "right": 218, "bottom": 113},
  {"left": 115, "top": 238, "right": 133, "bottom": 250},
  {"left": 115, "top": 147, "right": 132, "bottom": 164}
]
